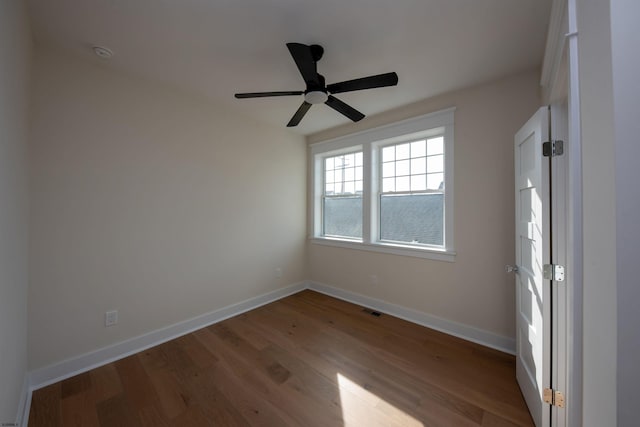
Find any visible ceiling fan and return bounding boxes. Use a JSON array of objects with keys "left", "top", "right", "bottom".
[{"left": 234, "top": 43, "right": 399, "bottom": 127}]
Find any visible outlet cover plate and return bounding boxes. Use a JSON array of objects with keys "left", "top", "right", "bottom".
[{"left": 105, "top": 310, "right": 118, "bottom": 327}]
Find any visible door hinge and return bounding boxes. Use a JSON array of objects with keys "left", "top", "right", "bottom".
[
  {"left": 543, "top": 264, "right": 565, "bottom": 282},
  {"left": 543, "top": 140, "right": 564, "bottom": 157},
  {"left": 543, "top": 388, "right": 566, "bottom": 408}
]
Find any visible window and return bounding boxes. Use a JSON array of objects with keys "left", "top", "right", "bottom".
[
  {"left": 323, "top": 152, "right": 363, "bottom": 238},
  {"left": 379, "top": 137, "right": 445, "bottom": 246},
  {"left": 310, "top": 108, "right": 455, "bottom": 261}
]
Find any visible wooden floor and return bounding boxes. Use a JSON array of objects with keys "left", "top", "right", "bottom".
[{"left": 29, "top": 290, "right": 534, "bottom": 426}]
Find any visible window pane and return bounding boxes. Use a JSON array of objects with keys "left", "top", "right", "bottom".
[
  {"left": 325, "top": 183, "right": 334, "bottom": 194},
  {"left": 344, "top": 167, "right": 355, "bottom": 181},
  {"left": 411, "top": 174, "right": 427, "bottom": 191},
  {"left": 380, "top": 194, "right": 443, "bottom": 245},
  {"left": 355, "top": 152, "right": 363, "bottom": 166},
  {"left": 355, "top": 166, "right": 363, "bottom": 180},
  {"left": 383, "top": 177, "right": 395, "bottom": 192},
  {"left": 411, "top": 157, "right": 426, "bottom": 175},
  {"left": 427, "top": 154, "right": 443, "bottom": 173},
  {"left": 411, "top": 140, "right": 426, "bottom": 157},
  {"left": 396, "top": 159, "right": 410, "bottom": 176},
  {"left": 382, "top": 145, "right": 395, "bottom": 162},
  {"left": 396, "top": 175, "right": 410, "bottom": 192},
  {"left": 344, "top": 153, "right": 355, "bottom": 167},
  {"left": 427, "top": 173, "right": 444, "bottom": 190},
  {"left": 344, "top": 181, "right": 355, "bottom": 194},
  {"left": 355, "top": 180, "right": 363, "bottom": 193},
  {"left": 325, "top": 170, "right": 334, "bottom": 185},
  {"left": 324, "top": 196, "right": 362, "bottom": 238},
  {"left": 382, "top": 162, "right": 395, "bottom": 178},
  {"left": 427, "top": 137, "right": 444, "bottom": 155},
  {"left": 325, "top": 157, "right": 334, "bottom": 170},
  {"left": 396, "top": 143, "right": 410, "bottom": 160}
]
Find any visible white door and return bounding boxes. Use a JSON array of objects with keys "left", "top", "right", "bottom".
[{"left": 514, "top": 107, "right": 551, "bottom": 427}]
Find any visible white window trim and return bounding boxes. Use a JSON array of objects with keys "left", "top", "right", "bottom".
[{"left": 310, "top": 108, "right": 456, "bottom": 262}]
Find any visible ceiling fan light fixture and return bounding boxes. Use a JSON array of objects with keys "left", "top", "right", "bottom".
[{"left": 304, "top": 90, "right": 328, "bottom": 104}]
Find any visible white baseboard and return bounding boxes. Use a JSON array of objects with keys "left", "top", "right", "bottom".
[
  {"left": 27, "top": 279, "right": 514, "bottom": 398},
  {"left": 307, "top": 281, "right": 516, "bottom": 354},
  {"left": 28, "top": 282, "right": 307, "bottom": 391}
]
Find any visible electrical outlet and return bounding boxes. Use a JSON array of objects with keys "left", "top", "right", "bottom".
[
  {"left": 275, "top": 267, "right": 283, "bottom": 278},
  {"left": 369, "top": 274, "right": 379, "bottom": 285},
  {"left": 105, "top": 310, "right": 118, "bottom": 327}
]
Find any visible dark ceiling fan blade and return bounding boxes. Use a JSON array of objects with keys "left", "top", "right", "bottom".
[
  {"left": 286, "top": 43, "right": 320, "bottom": 86},
  {"left": 235, "top": 91, "right": 303, "bottom": 99},
  {"left": 327, "top": 72, "right": 399, "bottom": 94},
  {"left": 325, "top": 95, "right": 365, "bottom": 122},
  {"left": 287, "top": 101, "right": 312, "bottom": 127}
]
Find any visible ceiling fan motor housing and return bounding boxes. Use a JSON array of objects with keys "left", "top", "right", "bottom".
[
  {"left": 309, "top": 44, "right": 324, "bottom": 62},
  {"left": 304, "top": 90, "right": 329, "bottom": 104},
  {"left": 305, "top": 73, "right": 328, "bottom": 104}
]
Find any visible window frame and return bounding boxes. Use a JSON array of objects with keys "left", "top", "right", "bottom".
[{"left": 310, "top": 108, "right": 456, "bottom": 262}]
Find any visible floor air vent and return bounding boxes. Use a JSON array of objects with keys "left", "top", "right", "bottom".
[{"left": 362, "top": 308, "right": 382, "bottom": 317}]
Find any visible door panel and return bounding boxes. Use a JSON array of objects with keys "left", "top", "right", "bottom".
[{"left": 515, "top": 107, "right": 550, "bottom": 427}]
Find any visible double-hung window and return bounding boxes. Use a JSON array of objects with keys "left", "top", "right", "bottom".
[
  {"left": 311, "top": 108, "right": 455, "bottom": 261},
  {"left": 323, "top": 151, "right": 363, "bottom": 239},
  {"left": 379, "top": 137, "right": 445, "bottom": 246}
]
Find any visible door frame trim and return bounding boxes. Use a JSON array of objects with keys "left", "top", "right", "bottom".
[{"left": 550, "top": 102, "right": 569, "bottom": 427}]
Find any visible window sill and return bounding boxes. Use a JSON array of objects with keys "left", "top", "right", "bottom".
[{"left": 309, "top": 237, "right": 456, "bottom": 262}]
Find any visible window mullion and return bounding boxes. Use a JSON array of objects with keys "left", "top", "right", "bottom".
[
  {"left": 362, "top": 144, "right": 373, "bottom": 244},
  {"left": 371, "top": 144, "right": 381, "bottom": 244}
]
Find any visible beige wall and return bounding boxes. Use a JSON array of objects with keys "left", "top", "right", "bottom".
[
  {"left": 0, "top": 0, "right": 31, "bottom": 422},
  {"left": 28, "top": 50, "right": 307, "bottom": 370},
  {"left": 307, "top": 70, "right": 541, "bottom": 342}
]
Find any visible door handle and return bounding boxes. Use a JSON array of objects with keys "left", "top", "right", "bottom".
[{"left": 505, "top": 265, "right": 520, "bottom": 274}]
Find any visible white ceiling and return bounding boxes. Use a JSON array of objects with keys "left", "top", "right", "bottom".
[{"left": 27, "top": 0, "right": 552, "bottom": 135}]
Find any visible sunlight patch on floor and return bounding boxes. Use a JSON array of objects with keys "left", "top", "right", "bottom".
[{"left": 337, "top": 373, "right": 424, "bottom": 427}]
